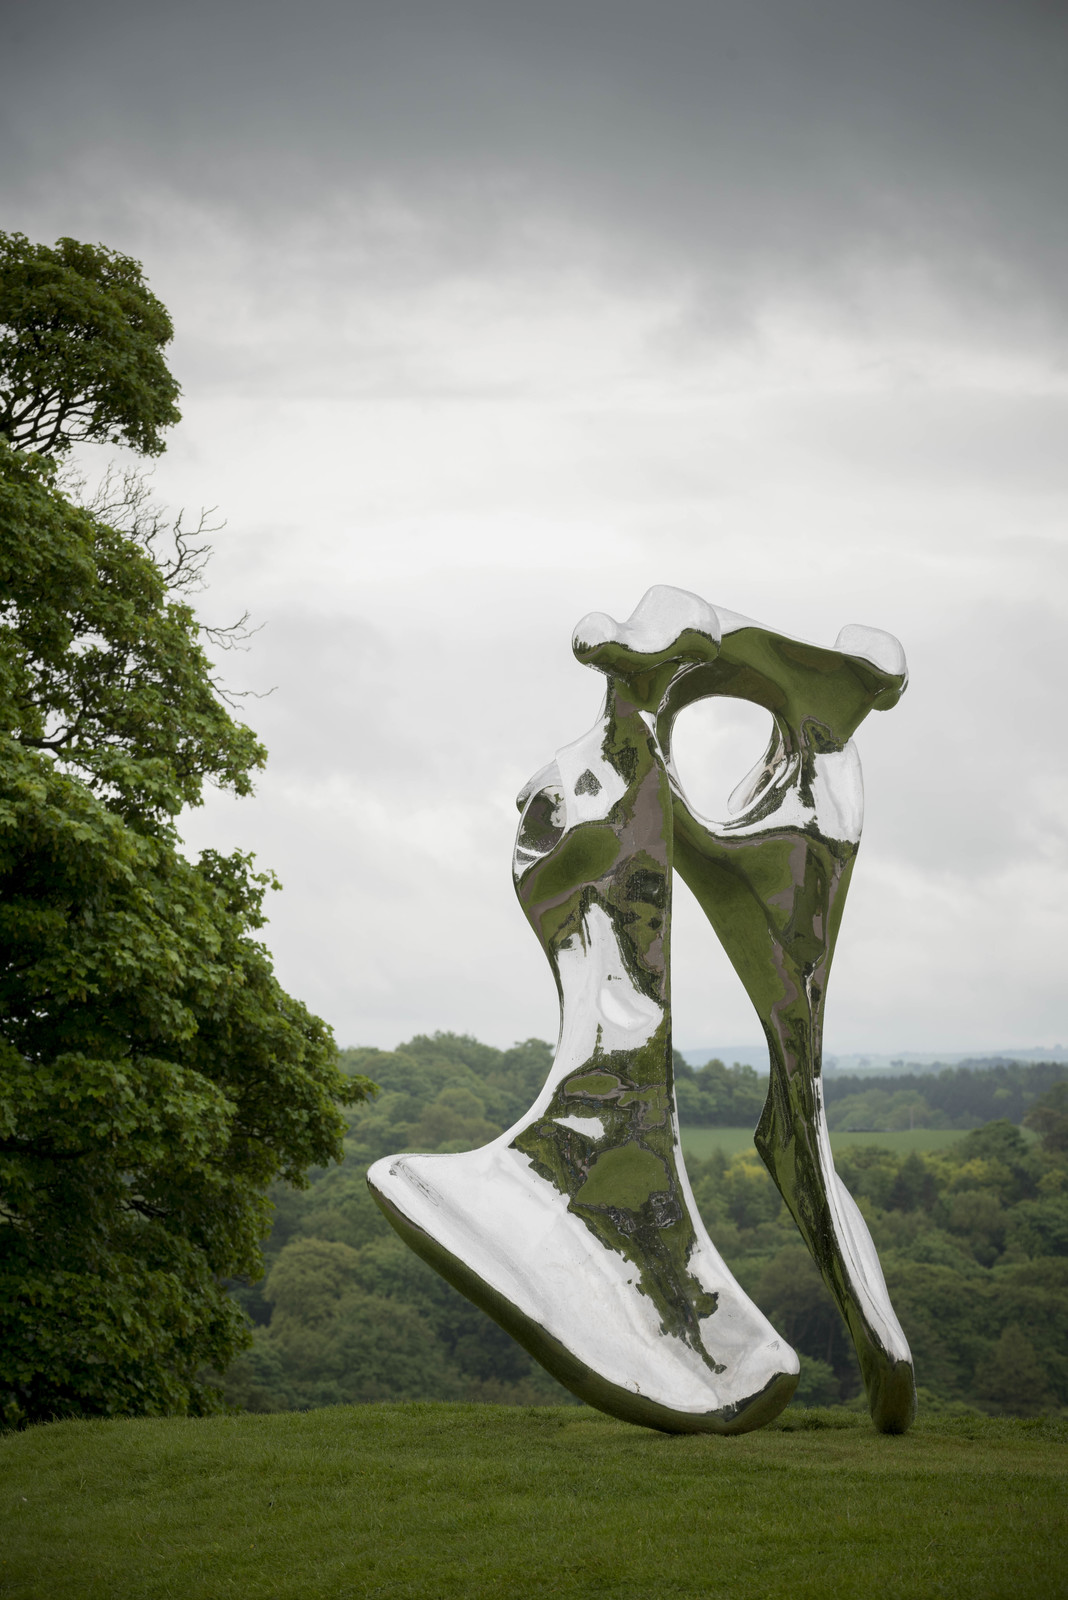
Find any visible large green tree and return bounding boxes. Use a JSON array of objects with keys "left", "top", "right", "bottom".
[
  {"left": 0, "top": 233, "right": 181, "bottom": 458},
  {"left": 0, "top": 244, "right": 371, "bottom": 1429}
]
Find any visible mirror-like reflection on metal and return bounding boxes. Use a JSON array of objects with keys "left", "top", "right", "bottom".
[
  {"left": 368, "top": 631, "right": 800, "bottom": 1434},
  {"left": 369, "top": 586, "right": 916, "bottom": 1435},
  {"left": 644, "top": 588, "right": 915, "bottom": 1434}
]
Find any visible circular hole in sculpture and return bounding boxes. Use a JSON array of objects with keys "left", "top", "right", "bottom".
[{"left": 668, "top": 697, "right": 776, "bottom": 820}]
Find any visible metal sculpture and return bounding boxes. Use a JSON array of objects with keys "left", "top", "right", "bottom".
[{"left": 368, "top": 586, "right": 916, "bottom": 1434}]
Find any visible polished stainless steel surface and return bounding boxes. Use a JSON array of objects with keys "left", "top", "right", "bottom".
[
  {"left": 648, "top": 588, "right": 915, "bottom": 1434},
  {"left": 369, "top": 585, "right": 916, "bottom": 1434},
  {"left": 367, "top": 611, "right": 800, "bottom": 1433}
]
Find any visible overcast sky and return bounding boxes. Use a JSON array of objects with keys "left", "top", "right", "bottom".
[{"left": 3, "top": 0, "right": 1066, "bottom": 1057}]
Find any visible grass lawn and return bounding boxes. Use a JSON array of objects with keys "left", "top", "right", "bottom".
[
  {"left": 2, "top": 1405, "right": 1065, "bottom": 1599},
  {"left": 679, "top": 1126, "right": 986, "bottom": 1161}
]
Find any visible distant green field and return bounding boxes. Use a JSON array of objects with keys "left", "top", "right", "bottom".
[
  {"left": 1, "top": 1405, "right": 1064, "bottom": 1600},
  {"left": 679, "top": 1126, "right": 990, "bottom": 1160},
  {"left": 680, "top": 1125, "right": 762, "bottom": 1159}
]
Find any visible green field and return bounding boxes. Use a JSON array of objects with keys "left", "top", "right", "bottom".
[
  {"left": 680, "top": 1126, "right": 763, "bottom": 1159},
  {"left": 679, "top": 1126, "right": 997, "bottom": 1161},
  {"left": 2, "top": 1405, "right": 1065, "bottom": 1600}
]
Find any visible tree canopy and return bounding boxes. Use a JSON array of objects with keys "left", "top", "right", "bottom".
[
  {"left": 219, "top": 1034, "right": 1068, "bottom": 1419},
  {"left": 0, "top": 444, "right": 262, "bottom": 825},
  {"left": 824, "top": 1062, "right": 1068, "bottom": 1131},
  {"left": 0, "top": 234, "right": 181, "bottom": 457},
  {"left": 0, "top": 244, "right": 371, "bottom": 1429},
  {"left": 1025, "top": 1082, "right": 1068, "bottom": 1153}
]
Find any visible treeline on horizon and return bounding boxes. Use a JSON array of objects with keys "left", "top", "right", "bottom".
[
  {"left": 220, "top": 1033, "right": 1068, "bottom": 1421},
  {"left": 666, "top": 1052, "right": 1064, "bottom": 1132},
  {"left": 820, "top": 1060, "right": 1067, "bottom": 1131}
]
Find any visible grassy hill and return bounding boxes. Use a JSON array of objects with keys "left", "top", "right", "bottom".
[{"left": 2, "top": 1405, "right": 1066, "bottom": 1599}]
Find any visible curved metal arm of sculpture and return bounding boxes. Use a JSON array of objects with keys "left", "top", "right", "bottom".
[
  {"left": 368, "top": 626, "right": 800, "bottom": 1433},
  {"left": 597, "top": 587, "right": 916, "bottom": 1433}
]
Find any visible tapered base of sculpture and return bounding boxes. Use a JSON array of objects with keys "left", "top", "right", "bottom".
[
  {"left": 756, "top": 1093, "right": 917, "bottom": 1435},
  {"left": 368, "top": 1141, "right": 799, "bottom": 1434}
]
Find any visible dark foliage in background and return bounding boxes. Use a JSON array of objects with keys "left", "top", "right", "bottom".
[
  {"left": 822, "top": 1062, "right": 1068, "bottom": 1131},
  {"left": 672, "top": 1054, "right": 766, "bottom": 1126},
  {"left": 224, "top": 1034, "right": 570, "bottom": 1412},
  {"left": 223, "top": 1037, "right": 1068, "bottom": 1418}
]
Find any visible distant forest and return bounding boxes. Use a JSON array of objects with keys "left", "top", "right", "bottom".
[
  {"left": 221, "top": 1035, "right": 1068, "bottom": 1420},
  {"left": 820, "top": 1060, "right": 1067, "bottom": 1131},
  {"left": 675, "top": 1053, "right": 1066, "bottom": 1131}
]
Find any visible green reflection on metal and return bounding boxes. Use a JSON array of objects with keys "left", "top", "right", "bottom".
[
  {"left": 512, "top": 685, "right": 725, "bottom": 1364},
  {"left": 575, "top": 1143, "right": 669, "bottom": 1209},
  {"left": 655, "top": 615, "right": 916, "bottom": 1433},
  {"left": 369, "top": 587, "right": 916, "bottom": 1436}
]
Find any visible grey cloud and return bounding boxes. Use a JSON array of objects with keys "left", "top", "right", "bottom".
[
  {"left": 214, "top": 591, "right": 607, "bottom": 790},
  {"left": 854, "top": 594, "right": 1067, "bottom": 877},
  {"left": 768, "top": 394, "right": 1068, "bottom": 496},
  {"left": 5, "top": 0, "right": 1065, "bottom": 1054},
  {"left": 4, "top": 0, "right": 1067, "bottom": 341}
]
